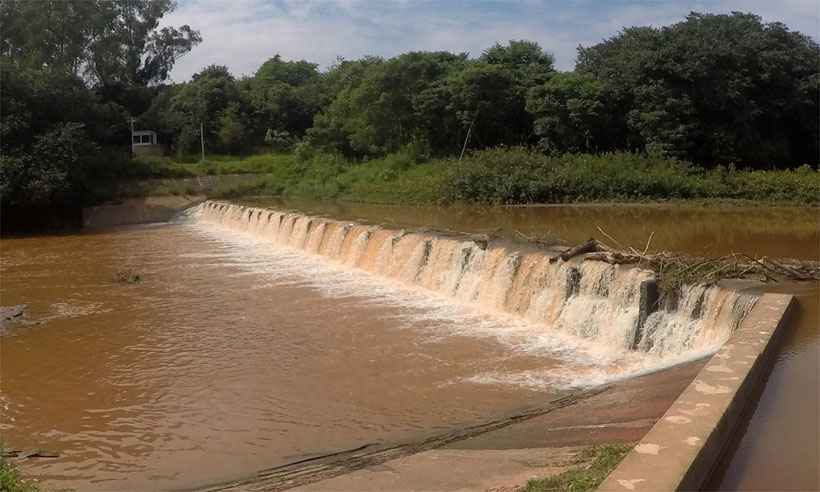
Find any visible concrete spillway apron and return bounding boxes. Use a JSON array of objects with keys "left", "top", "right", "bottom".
[{"left": 599, "top": 293, "right": 796, "bottom": 492}]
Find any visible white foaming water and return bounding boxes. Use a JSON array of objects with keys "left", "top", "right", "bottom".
[{"left": 183, "top": 201, "right": 758, "bottom": 389}]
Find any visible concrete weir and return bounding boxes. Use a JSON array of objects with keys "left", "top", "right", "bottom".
[
  {"left": 190, "top": 200, "right": 760, "bottom": 368},
  {"left": 599, "top": 293, "right": 795, "bottom": 492},
  {"left": 186, "top": 201, "right": 781, "bottom": 491}
]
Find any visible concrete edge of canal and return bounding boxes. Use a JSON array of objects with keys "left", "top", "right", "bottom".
[{"left": 598, "top": 292, "right": 796, "bottom": 492}]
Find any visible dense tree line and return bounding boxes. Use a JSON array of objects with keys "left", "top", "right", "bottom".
[
  {"left": 148, "top": 12, "right": 817, "bottom": 167},
  {"left": 1, "top": 6, "right": 818, "bottom": 210},
  {"left": 1, "top": 0, "right": 200, "bottom": 208}
]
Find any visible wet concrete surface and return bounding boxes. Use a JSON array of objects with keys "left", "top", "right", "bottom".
[{"left": 284, "top": 362, "right": 705, "bottom": 492}]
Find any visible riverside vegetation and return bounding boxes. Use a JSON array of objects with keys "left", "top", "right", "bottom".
[
  {"left": 2, "top": 5, "right": 819, "bottom": 216},
  {"left": 125, "top": 149, "right": 819, "bottom": 205},
  {"left": 523, "top": 444, "right": 633, "bottom": 492},
  {"left": 0, "top": 455, "right": 40, "bottom": 492}
]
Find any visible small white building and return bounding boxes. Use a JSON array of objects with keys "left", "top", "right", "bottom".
[{"left": 131, "top": 130, "right": 166, "bottom": 156}]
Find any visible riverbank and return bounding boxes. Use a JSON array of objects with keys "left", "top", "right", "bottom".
[
  {"left": 3, "top": 149, "right": 816, "bottom": 234},
  {"left": 117, "top": 149, "right": 820, "bottom": 206}
]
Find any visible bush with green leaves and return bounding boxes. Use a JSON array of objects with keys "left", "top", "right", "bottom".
[
  {"left": 0, "top": 122, "right": 102, "bottom": 206},
  {"left": 0, "top": 454, "right": 40, "bottom": 492},
  {"left": 440, "top": 148, "right": 819, "bottom": 204}
]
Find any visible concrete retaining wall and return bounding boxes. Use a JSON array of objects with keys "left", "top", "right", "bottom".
[
  {"left": 82, "top": 195, "right": 204, "bottom": 229},
  {"left": 598, "top": 293, "right": 795, "bottom": 491},
  {"left": 82, "top": 174, "right": 268, "bottom": 229}
]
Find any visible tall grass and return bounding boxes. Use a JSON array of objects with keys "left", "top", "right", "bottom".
[
  {"left": 126, "top": 153, "right": 298, "bottom": 178},
  {"left": 207, "top": 151, "right": 448, "bottom": 203}
]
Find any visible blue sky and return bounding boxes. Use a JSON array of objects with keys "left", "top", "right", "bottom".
[{"left": 162, "top": 0, "right": 819, "bottom": 81}]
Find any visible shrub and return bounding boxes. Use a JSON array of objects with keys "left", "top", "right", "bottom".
[
  {"left": 0, "top": 454, "right": 40, "bottom": 492},
  {"left": 1, "top": 122, "right": 99, "bottom": 207},
  {"left": 440, "top": 149, "right": 820, "bottom": 204}
]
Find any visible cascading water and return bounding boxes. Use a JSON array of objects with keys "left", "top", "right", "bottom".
[{"left": 188, "top": 201, "right": 758, "bottom": 386}]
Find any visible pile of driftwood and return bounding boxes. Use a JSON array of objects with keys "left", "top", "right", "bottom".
[
  {"left": 549, "top": 234, "right": 820, "bottom": 290},
  {"left": 426, "top": 225, "right": 817, "bottom": 288}
]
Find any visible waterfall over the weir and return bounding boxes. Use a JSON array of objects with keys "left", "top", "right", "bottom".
[{"left": 190, "top": 201, "right": 757, "bottom": 373}]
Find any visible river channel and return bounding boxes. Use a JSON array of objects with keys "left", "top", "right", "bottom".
[{"left": 1, "top": 200, "right": 816, "bottom": 491}]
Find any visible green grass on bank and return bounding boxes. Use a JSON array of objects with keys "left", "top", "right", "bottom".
[
  {"left": 158, "top": 151, "right": 448, "bottom": 204},
  {"left": 126, "top": 153, "right": 298, "bottom": 179},
  {"left": 120, "top": 148, "right": 819, "bottom": 206},
  {"left": 523, "top": 444, "right": 632, "bottom": 492},
  {"left": 0, "top": 455, "right": 41, "bottom": 492}
]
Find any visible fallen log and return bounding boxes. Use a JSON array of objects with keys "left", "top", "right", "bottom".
[
  {"left": 551, "top": 239, "right": 607, "bottom": 263},
  {"left": 1, "top": 449, "right": 59, "bottom": 459}
]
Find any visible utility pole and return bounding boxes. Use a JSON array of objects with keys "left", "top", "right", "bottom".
[
  {"left": 130, "top": 117, "right": 135, "bottom": 158},
  {"left": 459, "top": 112, "right": 477, "bottom": 161},
  {"left": 200, "top": 121, "right": 205, "bottom": 162}
]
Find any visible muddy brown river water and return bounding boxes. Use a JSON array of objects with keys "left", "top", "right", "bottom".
[{"left": 1, "top": 200, "right": 817, "bottom": 491}]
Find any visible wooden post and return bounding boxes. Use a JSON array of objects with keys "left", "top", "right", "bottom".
[{"left": 200, "top": 121, "right": 205, "bottom": 162}]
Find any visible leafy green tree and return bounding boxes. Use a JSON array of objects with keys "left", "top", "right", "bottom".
[
  {"left": 0, "top": 0, "right": 202, "bottom": 213},
  {"left": 0, "top": 0, "right": 99, "bottom": 74},
  {"left": 255, "top": 54, "right": 319, "bottom": 86},
  {"left": 1, "top": 0, "right": 200, "bottom": 87},
  {"left": 480, "top": 40, "right": 555, "bottom": 88},
  {"left": 136, "top": 83, "right": 182, "bottom": 141},
  {"left": 444, "top": 62, "right": 529, "bottom": 149},
  {"left": 242, "top": 55, "right": 324, "bottom": 146},
  {"left": 1, "top": 122, "right": 98, "bottom": 206},
  {"left": 447, "top": 40, "right": 556, "bottom": 149},
  {"left": 162, "top": 65, "right": 245, "bottom": 154},
  {"left": 87, "top": 0, "right": 201, "bottom": 87},
  {"left": 577, "top": 12, "right": 820, "bottom": 166},
  {"left": 307, "top": 52, "right": 466, "bottom": 156},
  {"left": 412, "top": 79, "right": 463, "bottom": 155},
  {"left": 305, "top": 56, "right": 384, "bottom": 156},
  {"left": 0, "top": 59, "right": 128, "bottom": 173},
  {"left": 217, "top": 103, "right": 246, "bottom": 153},
  {"left": 527, "top": 72, "right": 618, "bottom": 153}
]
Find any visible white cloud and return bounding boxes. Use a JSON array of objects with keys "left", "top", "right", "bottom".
[{"left": 161, "top": 0, "right": 819, "bottom": 81}]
